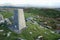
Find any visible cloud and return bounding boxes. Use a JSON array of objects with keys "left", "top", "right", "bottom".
[{"left": 0, "top": 0, "right": 60, "bottom": 8}]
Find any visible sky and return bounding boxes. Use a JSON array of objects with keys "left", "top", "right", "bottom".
[{"left": 0, "top": 0, "right": 60, "bottom": 8}]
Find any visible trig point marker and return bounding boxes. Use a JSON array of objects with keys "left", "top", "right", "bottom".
[
  {"left": 18, "top": 9, "right": 26, "bottom": 30},
  {"left": 14, "top": 8, "right": 26, "bottom": 32}
]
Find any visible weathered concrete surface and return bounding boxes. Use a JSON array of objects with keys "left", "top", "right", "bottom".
[{"left": 18, "top": 9, "right": 26, "bottom": 30}]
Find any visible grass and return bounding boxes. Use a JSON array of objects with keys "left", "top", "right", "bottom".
[
  {"left": 0, "top": 11, "right": 13, "bottom": 18},
  {"left": 0, "top": 23, "right": 19, "bottom": 40},
  {"left": 19, "top": 13, "right": 60, "bottom": 40},
  {"left": 0, "top": 9, "right": 60, "bottom": 40},
  {"left": 24, "top": 13, "right": 34, "bottom": 19},
  {"left": 24, "top": 8, "right": 60, "bottom": 18},
  {"left": 20, "top": 21, "right": 60, "bottom": 40}
]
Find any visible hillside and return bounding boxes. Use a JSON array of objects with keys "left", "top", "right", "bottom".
[{"left": 0, "top": 8, "right": 60, "bottom": 40}]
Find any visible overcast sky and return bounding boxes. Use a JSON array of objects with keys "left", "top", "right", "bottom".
[{"left": 0, "top": 0, "right": 60, "bottom": 8}]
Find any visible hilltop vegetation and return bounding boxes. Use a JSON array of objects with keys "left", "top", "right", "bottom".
[
  {"left": 19, "top": 12, "right": 60, "bottom": 40},
  {"left": 24, "top": 8, "right": 60, "bottom": 29},
  {"left": 0, "top": 8, "right": 60, "bottom": 40},
  {"left": 24, "top": 8, "right": 60, "bottom": 18},
  {"left": 0, "top": 9, "right": 13, "bottom": 18}
]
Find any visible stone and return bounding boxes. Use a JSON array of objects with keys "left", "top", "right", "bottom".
[
  {"left": 29, "top": 32, "right": 32, "bottom": 34},
  {"left": 0, "top": 14, "right": 4, "bottom": 21},
  {"left": 44, "top": 22, "right": 47, "bottom": 24},
  {"left": 17, "top": 38, "right": 25, "bottom": 40},
  {"left": 56, "top": 24, "right": 60, "bottom": 27},
  {"left": 28, "top": 17, "right": 33, "bottom": 20},
  {"left": 36, "top": 39, "right": 39, "bottom": 40},
  {"left": 5, "top": 18, "right": 12, "bottom": 25},
  {"left": 33, "top": 21, "right": 38, "bottom": 25},
  {"left": 40, "top": 26, "right": 44, "bottom": 28},
  {"left": 46, "top": 26, "right": 52, "bottom": 29},
  {"left": 7, "top": 32, "right": 11, "bottom": 37},
  {"left": 36, "top": 15, "right": 40, "bottom": 18},
  {"left": 58, "top": 39, "right": 60, "bottom": 40},
  {"left": 0, "top": 14, "right": 4, "bottom": 24},
  {"left": 21, "top": 39, "right": 24, "bottom": 40},
  {"left": 0, "top": 20, "right": 5, "bottom": 24},
  {"left": 0, "top": 30, "right": 4, "bottom": 32},
  {"left": 38, "top": 36, "right": 43, "bottom": 38},
  {"left": 36, "top": 36, "right": 43, "bottom": 40},
  {"left": 50, "top": 31, "right": 55, "bottom": 33}
]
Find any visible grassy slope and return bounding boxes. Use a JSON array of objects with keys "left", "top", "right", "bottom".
[
  {"left": 0, "top": 9, "right": 60, "bottom": 40},
  {"left": 24, "top": 9, "right": 60, "bottom": 29},
  {"left": 24, "top": 9, "right": 60, "bottom": 18},
  {"left": 0, "top": 24, "right": 18, "bottom": 40},
  {"left": 19, "top": 13, "right": 60, "bottom": 40},
  {"left": 20, "top": 22, "right": 60, "bottom": 40}
]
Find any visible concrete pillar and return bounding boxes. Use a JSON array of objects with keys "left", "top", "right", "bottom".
[
  {"left": 14, "top": 8, "right": 26, "bottom": 32},
  {"left": 18, "top": 9, "right": 26, "bottom": 30}
]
